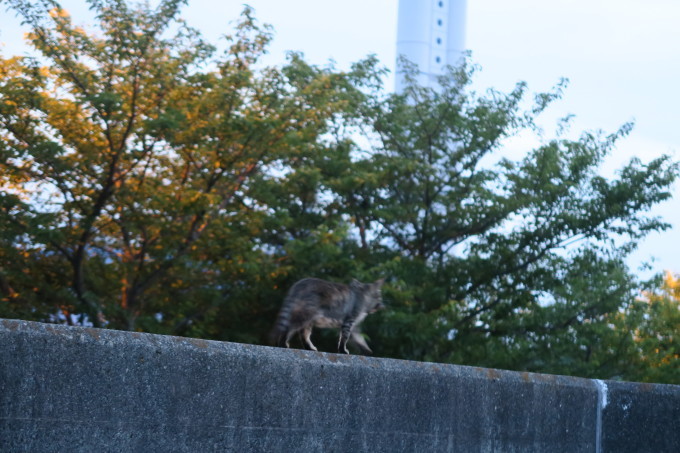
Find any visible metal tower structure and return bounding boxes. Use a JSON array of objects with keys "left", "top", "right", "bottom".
[{"left": 395, "top": 0, "right": 468, "bottom": 92}]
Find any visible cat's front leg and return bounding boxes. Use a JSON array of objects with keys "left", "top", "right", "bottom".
[
  {"left": 338, "top": 319, "right": 354, "bottom": 354},
  {"left": 350, "top": 330, "right": 372, "bottom": 354}
]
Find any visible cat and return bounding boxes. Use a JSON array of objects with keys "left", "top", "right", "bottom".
[{"left": 270, "top": 277, "right": 385, "bottom": 354}]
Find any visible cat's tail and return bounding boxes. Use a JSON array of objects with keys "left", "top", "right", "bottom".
[{"left": 269, "top": 298, "right": 293, "bottom": 347}]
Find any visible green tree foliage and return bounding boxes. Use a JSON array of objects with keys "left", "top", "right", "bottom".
[
  {"left": 0, "top": 1, "right": 678, "bottom": 381},
  {"left": 0, "top": 0, "right": 377, "bottom": 337},
  {"left": 347, "top": 60, "right": 678, "bottom": 380},
  {"left": 621, "top": 272, "right": 680, "bottom": 384}
]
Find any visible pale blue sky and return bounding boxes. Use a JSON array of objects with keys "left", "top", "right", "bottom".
[{"left": 1, "top": 0, "right": 678, "bottom": 275}]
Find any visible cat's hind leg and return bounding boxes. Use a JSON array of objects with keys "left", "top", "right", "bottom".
[
  {"left": 302, "top": 326, "right": 318, "bottom": 351},
  {"left": 281, "top": 329, "right": 296, "bottom": 348}
]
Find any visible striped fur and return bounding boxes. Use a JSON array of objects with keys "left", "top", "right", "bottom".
[{"left": 270, "top": 277, "right": 385, "bottom": 354}]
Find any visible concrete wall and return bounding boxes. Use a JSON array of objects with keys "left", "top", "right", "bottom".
[{"left": 1, "top": 318, "right": 678, "bottom": 452}]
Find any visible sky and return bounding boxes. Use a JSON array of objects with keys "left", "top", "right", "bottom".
[{"left": 1, "top": 0, "right": 678, "bottom": 275}]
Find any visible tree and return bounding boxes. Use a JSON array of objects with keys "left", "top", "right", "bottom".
[
  {"left": 0, "top": 0, "right": 376, "bottom": 334},
  {"left": 624, "top": 272, "right": 680, "bottom": 384},
  {"left": 336, "top": 60, "right": 679, "bottom": 378},
  {"left": 1, "top": 1, "right": 678, "bottom": 381}
]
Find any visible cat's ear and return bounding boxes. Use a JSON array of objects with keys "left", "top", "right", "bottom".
[
  {"left": 374, "top": 277, "right": 385, "bottom": 287},
  {"left": 350, "top": 278, "right": 362, "bottom": 288}
]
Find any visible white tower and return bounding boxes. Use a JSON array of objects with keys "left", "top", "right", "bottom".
[{"left": 396, "top": 0, "right": 468, "bottom": 92}]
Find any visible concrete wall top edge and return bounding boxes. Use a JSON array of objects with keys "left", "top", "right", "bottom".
[
  {"left": 3, "top": 317, "right": 680, "bottom": 452},
  {"left": 3, "top": 317, "right": 673, "bottom": 394}
]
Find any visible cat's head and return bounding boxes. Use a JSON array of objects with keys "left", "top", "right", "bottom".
[
  {"left": 352, "top": 277, "right": 386, "bottom": 313},
  {"left": 370, "top": 278, "right": 386, "bottom": 312}
]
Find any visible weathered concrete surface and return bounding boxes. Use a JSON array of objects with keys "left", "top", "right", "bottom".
[
  {"left": 0, "top": 319, "right": 678, "bottom": 452},
  {"left": 601, "top": 380, "right": 680, "bottom": 452}
]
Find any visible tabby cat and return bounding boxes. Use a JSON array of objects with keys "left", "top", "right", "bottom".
[{"left": 270, "top": 277, "right": 385, "bottom": 354}]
